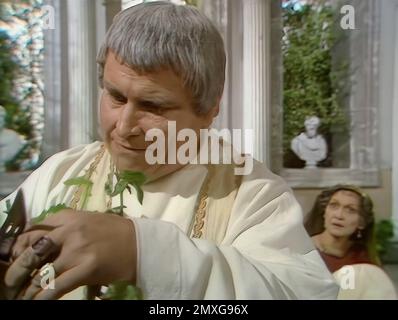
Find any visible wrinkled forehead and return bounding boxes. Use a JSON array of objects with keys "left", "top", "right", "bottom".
[
  {"left": 106, "top": 51, "right": 177, "bottom": 79},
  {"left": 330, "top": 190, "right": 361, "bottom": 206},
  {"left": 103, "top": 51, "right": 189, "bottom": 97}
]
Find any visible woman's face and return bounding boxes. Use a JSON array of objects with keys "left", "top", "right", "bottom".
[{"left": 323, "top": 190, "right": 364, "bottom": 239}]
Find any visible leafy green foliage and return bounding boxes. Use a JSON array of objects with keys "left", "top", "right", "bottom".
[
  {"left": 37, "top": 169, "right": 147, "bottom": 300},
  {"left": 64, "top": 176, "right": 93, "bottom": 210},
  {"left": 119, "top": 171, "right": 146, "bottom": 204},
  {"left": 2, "top": 199, "right": 11, "bottom": 215},
  {"left": 118, "top": 171, "right": 147, "bottom": 186},
  {"left": 100, "top": 281, "right": 143, "bottom": 300},
  {"left": 31, "top": 203, "right": 69, "bottom": 224},
  {"left": 0, "top": 32, "right": 19, "bottom": 112},
  {"left": 103, "top": 170, "right": 146, "bottom": 299},
  {"left": 63, "top": 176, "right": 93, "bottom": 187},
  {"left": 1, "top": 0, "right": 45, "bottom": 171},
  {"left": 0, "top": 23, "right": 34, "bottom": 172},
  {"left": 375, "top": 220, "right": 395, "bottom": 258},
  {"left": 105, "top": 171, "right": 147, "bottom": 215},
  {"left": 108, "top": 205, "right": 127, "bottom": 215},
  {"left": 282, "top": 2, "right": 348, "bottom": 166}
]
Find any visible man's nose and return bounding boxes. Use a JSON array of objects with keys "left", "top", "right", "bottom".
[{"left": 116, "top": 104, "right": 141, "bottom": 138}]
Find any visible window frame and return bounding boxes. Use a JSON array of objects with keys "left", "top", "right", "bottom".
[{"left": 272, "top": 0, "right": 381, "bottom": 188}]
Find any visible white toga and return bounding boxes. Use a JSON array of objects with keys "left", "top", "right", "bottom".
[{"left": 0, "top": 141, "right": 338, "bottom": 299}]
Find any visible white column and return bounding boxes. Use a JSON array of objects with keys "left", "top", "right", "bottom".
[
  {"left": 242, "top": 0, "right": 271, "bottom": 163},
  {"left": 199, "top": 0, "right": 231, "bottom": 130},
  {"left": 66, "top": 0, "right": 97, "bottom": 147},
  {"left": 42, "top": 0, "right": 64, "bottom": 157},
  {"left": 392, "top": 3, "right": 398, "bottom": 239}
]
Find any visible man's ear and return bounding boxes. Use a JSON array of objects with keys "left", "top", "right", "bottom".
[
  {"left": 202, "top": 100, "right": 220, "bottom": 128},
  {"left": 212, "top": 103, "right": 220, "bottom": 118}
]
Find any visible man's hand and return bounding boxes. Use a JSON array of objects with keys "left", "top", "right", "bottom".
[{"left": 4, "top": 209, "right": 137, "bottom": 300}]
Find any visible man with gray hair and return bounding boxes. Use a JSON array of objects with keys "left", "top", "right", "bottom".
[{"left": 0, "top": 1, "right": 337, "bottom": 300}]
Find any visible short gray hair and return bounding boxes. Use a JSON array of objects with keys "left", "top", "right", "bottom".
[{"left": 97, "top": 1, "right": 226, "bottom": 115}]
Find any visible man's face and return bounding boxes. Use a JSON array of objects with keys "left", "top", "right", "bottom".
[
  {"left": 100, "top": 51, "right": 216, "bottom": 179},
  {"left": 323, "top": 190, "right": 364, "bottom": 239}
]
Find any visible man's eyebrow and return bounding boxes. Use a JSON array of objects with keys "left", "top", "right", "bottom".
[
  {"left": 103, "top": 81, "right": 181, "bottom": 107},
  {"left": 103, "top": 81, "right": 125, "bottom": 97},
  {"left": 138, "top": 95, "right": 180, "bottom": 108}
]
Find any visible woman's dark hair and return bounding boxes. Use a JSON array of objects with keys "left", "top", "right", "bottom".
[{"left": 304, "top": 184, "right": 379, "bottom": 264}]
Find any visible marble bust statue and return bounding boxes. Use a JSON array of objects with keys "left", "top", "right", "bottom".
[
  {"left": 291, "top": 116, "right": 327, "bottom": 169},
  {"left": 0, "top": 106, "right": 26, "bottom": 172}
]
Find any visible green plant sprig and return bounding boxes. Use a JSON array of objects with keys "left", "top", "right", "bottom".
[
  {"left": 102, "top": 170, "right": 146, "bottom": 300},
  {"left": 30, "top": 169, "right": 147, "bottom": 300},
  {"left": 31, "top": 203, "right": 69, "bottom": 225},
  {"left": 64, "top": 176, "right": 93, "bottom": 210},
  {"left": 105, "top": 170, "right": 146, "bottom": 215}
]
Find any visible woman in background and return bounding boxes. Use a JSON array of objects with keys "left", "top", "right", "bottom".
[{"left": 305, "top": 185, "right": 397, "bottom": 299}]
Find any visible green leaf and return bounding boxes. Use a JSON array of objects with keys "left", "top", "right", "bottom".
[
  {"left": 375, "top": 219, "right": 395, "bottom": 256},
  {"left": 118, "top": 171, "right": 146, "bottom": 186},
  {"left": 101, "top": 281, "right": 143, "bottom": 300},
  {"left": 32, "top": 203, "right": 69, "bottom": 224},
  {"left": 46, "top": 203, "right": 69, "bottom": 214},
  {"left": 110, "top": 206, "right": 127, "bottom": 215},
  {"left": 64, "top": 176, "right": 93, "bottom": 187},
  {"left": 110, "top": 180, "right": 129, "bottom": 197},
  {"left": 3, "top": 199, "right": 11, "bottom": 215},
  {"left": 132, "top": 183, "right": 144, "bottom": 205}
]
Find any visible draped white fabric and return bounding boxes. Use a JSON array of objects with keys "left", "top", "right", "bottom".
[{"left": 0, "top": 142, "right": 338, "bottom": 299}]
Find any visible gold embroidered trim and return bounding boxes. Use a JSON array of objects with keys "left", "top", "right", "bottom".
[
  {"left": 190, "top": 160, "right": 244, "bottom": 240},
  {"left": 106, "top": 161, "right": 116, "bottom": 211},
  {"left": 68, "top": 144, "right": 243, "bottom": 237},
  {"left": 191, "top": 166, "right": 211, "bottom": 239},
  {"left": 70, "top": 144, "right": 106, "bottom": 210}
]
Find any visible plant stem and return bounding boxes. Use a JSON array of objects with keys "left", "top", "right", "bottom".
[{"left": 120, "top": 189, "right": 124, "bottom": 215}]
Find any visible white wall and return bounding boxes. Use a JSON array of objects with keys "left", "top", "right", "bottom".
[
  {"left": 379, "top": 0, "right": 396, "bottom": 169},
  {"left": 383, "top": 0, "right": 398, "bottom": 235}
]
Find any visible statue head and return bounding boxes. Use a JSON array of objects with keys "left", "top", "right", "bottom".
[
  {"left": 0, "top": 106, "right": 6, "bottom": 130},
  {"left": 304, "top": 116, "right": 320, "bottom": 138}
]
